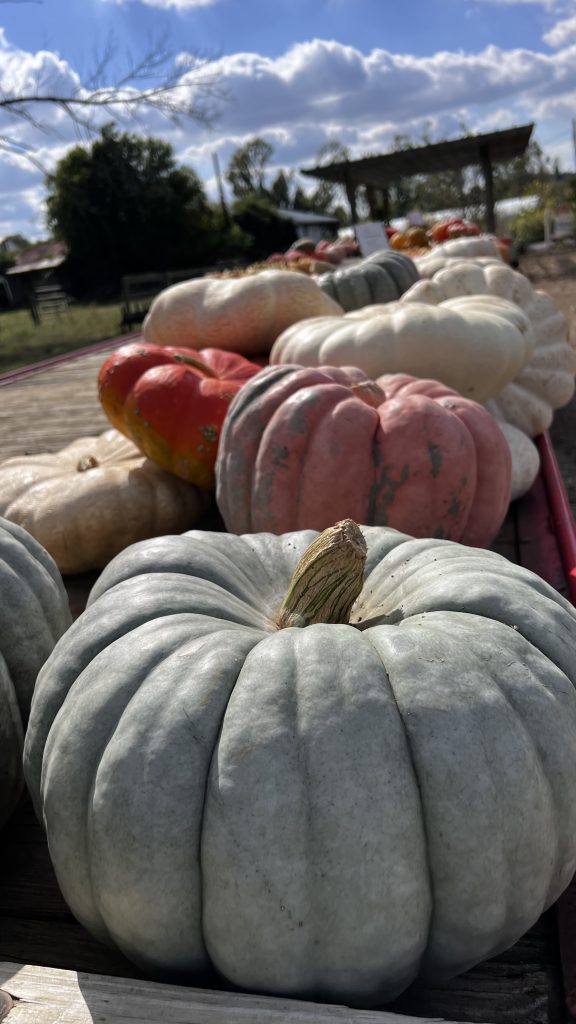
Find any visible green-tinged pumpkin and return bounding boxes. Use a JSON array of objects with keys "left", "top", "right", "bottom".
[
  {"left": 98, "top": 344, "right": 261, "bottom": 488},
  {"left": 142, "top": 270, "right": 343, "bottom": 356},
  {"left": 317, "top": 250, "right": 419, "bottom": 311},
  {"left": 215, "top": 365, "right": 511, "bottom": 544},
  {"left": 0, "top": 430, "right": 211, "bottom": 574},
  {"left": 0, "top": 516, "right": 71, "bottom": 828},
  {"left": 23, "top": 519, "right": 576, "bottom": 1005}
]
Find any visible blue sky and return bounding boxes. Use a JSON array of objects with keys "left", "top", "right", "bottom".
[{"left": 0, "top": 0, "right": 576, "bottom": 240}]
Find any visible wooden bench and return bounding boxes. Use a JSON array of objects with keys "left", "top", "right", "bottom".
[{"left": 120, "top": 262, "right": 249, "bottom": 331}]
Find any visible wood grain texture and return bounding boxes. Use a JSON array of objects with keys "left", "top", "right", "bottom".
[
  {"left": 0, "top": 344, "right": 120, "bottom": 462},
  {"left": 0, "top": 962, "right": 491, "bottom": 1024}
]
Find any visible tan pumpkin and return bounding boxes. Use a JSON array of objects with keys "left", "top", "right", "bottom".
[
  {"left": 143, "top": 269, "right": 343, "bottom": 356},
  {"left": 0, "top": 430, "right": 211, "bottom": 574},
  {"left": 401, "top": 259, "right": 576, "bottom": 436}
]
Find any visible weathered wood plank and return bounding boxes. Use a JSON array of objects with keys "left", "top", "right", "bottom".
[
  {"left": 0, "top": 962, "right": 492, "bottom": 1024},
  {"left": 0, "top": 344, "right": 121, "bottom": 461},
  {"left": 0, "top": 798, "right": 564, "bottom": 1024}
]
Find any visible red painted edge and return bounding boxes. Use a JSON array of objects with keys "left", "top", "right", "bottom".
[
  {"left": 530, "top": 435, "right": 576, "bottom": 1019},
  {"left": 537, "top": 432, "right": 576, "bottom": 606},
  {"left": 0, "top": 332, "right": 141, "bottom": 387}
]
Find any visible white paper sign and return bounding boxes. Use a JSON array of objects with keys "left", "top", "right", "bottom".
[{"left": 354, "top": 221, "right": 390, "bottom": 257}]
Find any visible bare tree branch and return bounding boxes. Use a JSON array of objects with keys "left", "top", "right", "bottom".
[{"left": 0, "top": 33, "right": 228, "bottom": 167}]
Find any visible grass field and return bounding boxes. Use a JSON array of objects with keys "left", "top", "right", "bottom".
[{"left": 0, "top": 302, "right": 127, "bottom": 373}]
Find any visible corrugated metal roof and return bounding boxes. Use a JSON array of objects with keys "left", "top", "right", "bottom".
[
  {"left": 301, "top": 124, "right": 534, "bottom": 188},
  {"left": 6, "top": 255, "right": 66, "bottom": 275},
  {"left": 276, "top": 208, "right": 340, "bottom": 224}
]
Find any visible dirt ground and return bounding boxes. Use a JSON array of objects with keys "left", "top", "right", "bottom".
[{"left": 517, "top": 246, "right": 576, "bottom": 511}]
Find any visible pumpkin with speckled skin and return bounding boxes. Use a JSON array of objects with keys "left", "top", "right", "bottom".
[
  {"left": 98, "top": 343, "right": 261, "bottom": 488},
  {"left": 215, "top": 364, "right": 511, "bottom": 544},
  {"left": 0, "top": 516, "right": 71, "bottom": 828}
]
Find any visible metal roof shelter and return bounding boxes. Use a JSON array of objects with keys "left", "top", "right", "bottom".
[{"left": 301, "top": 123, "right": 534, "bottom": 233}]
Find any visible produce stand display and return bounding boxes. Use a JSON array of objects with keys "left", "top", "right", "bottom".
[{"left": 1, "top": 327, "right": 576, "bottom": 1024}]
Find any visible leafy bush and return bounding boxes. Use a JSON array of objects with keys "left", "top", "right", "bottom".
[{"left": 510, "top": 208, "right": 546, "bottom": 251}]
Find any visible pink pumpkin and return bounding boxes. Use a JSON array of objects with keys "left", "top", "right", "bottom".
[{"left": 215, "top": 365, "right": 512, "bottom": 545}]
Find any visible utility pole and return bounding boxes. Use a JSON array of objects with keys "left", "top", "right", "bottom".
[
  {"left": 572, "top": 119, "right": 576, "bottom": 173},
  {"left": 212, "top": 151, "right": 230, "bottom": 225}
]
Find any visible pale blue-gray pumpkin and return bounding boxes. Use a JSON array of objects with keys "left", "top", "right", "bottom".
[
  {"left": 317, "top": 250, "right": 420, "bottom": 311},
  {"left": 23, "top": 520, "right": 576, "bottom": 1006},
  {"left": 0, "top": 516, "right": 71, "bottom": 828}
]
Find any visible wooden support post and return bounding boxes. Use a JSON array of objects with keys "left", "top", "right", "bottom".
[
  {"left": 479, "top": 144, "right": 496, "bottom": 234},
  {"left": 365, "top": 184, "right": 378, "bottom": 218},
  {"left": 344, "top": 166, "right": 358, "bottom": 224},
  {"left": 381, "top": 187, "right": 390, "bottom": 224}
]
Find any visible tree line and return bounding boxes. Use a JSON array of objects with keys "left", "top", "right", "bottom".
[{"left": 7, "top": 125, "right": 570, "bottom": 302}]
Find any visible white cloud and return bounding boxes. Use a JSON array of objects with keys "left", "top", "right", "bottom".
[
  {"left": 544, "top": 15, "right": 576, "bottom": 44},
  {"left": 3, "top": 28, "right": 576, "bottom": 238}
]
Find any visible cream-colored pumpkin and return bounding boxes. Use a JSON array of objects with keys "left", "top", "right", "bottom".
[
  {"left": 143, "top": 270, "right": 343, "bottom": 356},
  {"left": 0, "top": 430, "right": 210, "bottom": 575},
  {"left": 498, "top": 422, "right": 540, "bottom": 501},
  {"left": 401, "top": 259, "right": 576, "bottom": 436},
  {"left": 415, "top": 237, "right": 503, "bottom": 276},
  {"left": 269, "top": 297, "right": 535, "bottom": 403}
]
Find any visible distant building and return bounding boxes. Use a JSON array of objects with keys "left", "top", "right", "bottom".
[
  {"left": 5, "top": 240, "right": 68, "bottom": 307},
  {"left": 275, "top": 208, "right": 340, "bottom": 244}
]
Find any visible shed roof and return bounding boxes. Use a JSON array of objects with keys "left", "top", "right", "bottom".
[
  {"left": 301, "top": 124, "right": 534, "bottom": 188},
  {"left": 275, "top": 208, "right": 340, "bottom": 225}
]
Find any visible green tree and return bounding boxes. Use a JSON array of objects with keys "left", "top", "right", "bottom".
[
  {"left": 231, "top": 195, "right": 296, "bottom": 260},
  {"left": 269, "top": 169, "right": 296, "bottom": 208},
  {"left": 46, "top": 125, "right": 219, "bottom": 297},
  {"left": 226, "top": 138, "right": 274, "bottom": 199}
]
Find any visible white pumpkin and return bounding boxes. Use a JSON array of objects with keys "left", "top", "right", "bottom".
[
  {"left": 0, "top": 430, "right": 211, "bottom": 575},
  {"left": 143, "top": 270, "right": 343, "bottom": 355},
  {"left": 400, "top": 260, "right": 576, "bottom": 436},
  {"left": 498, "top": 422, "right": 540, "bottom": 501},
  {"left": 415, "top": 237, "right": 503, "bottom": 276},
  {"left": 269, "top": 297, "right": 535, "bottom": 403}
]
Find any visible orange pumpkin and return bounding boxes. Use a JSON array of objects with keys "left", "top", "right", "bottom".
[{"left": 98, "top": 343, "right": 261, "bottom": 489}]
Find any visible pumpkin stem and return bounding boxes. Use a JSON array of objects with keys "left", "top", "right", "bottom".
[
  {"left": 172, "top": 353, "right": 217, "bottom": 378},
  {"left": 351, "top": 380, "right": 386, "bottom": 409},
  {"left": 276, "top": 519, "right": 367, "bottom": 629},
  {"left": 76, "top": 455, "right": 99, "bottom": 472}
]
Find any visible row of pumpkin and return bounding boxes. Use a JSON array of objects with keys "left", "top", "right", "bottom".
[
  {"left": 1, "top": 234, "right": 574, "bottom": 575},
  {"left": 3, "top": 233, "right": 576, "bottom": 1011}
]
